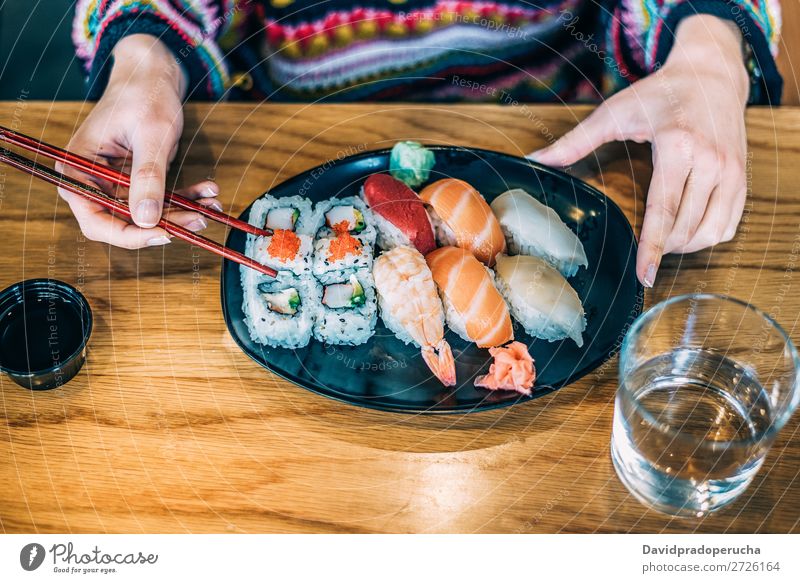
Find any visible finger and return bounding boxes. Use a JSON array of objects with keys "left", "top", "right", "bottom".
[
  {"left": 681, "top": 185, "right": 731, "bottom": 253},
  {"left": 721, "top": 156, "right": 748, "bottom": 241},
  {"left": 175, "top": 180, "right": 219, "bottom": 200},
  {"left": 637, "top": 159, "right": 690, "bottom": 287},
  {"left": 528, "top": 95, "right": 640, "bottom": 166},
  {"left": 63, "top": 194, "right": 171, "bottom": 249},
  {"left": 64, "top": 199, "right": 209, "bottom": 249},
  {"left": 174, "top": 180, "right": 223, "bottom": 211},
  {"left": 683, "top": 181, "right": 746, "bottom": 255},
  {"left": 162, "top": 208, "right": 208, "bottom": 232},
  {"left": 128, "top": 126, "right": 176, "bottom": 228},
  {"left": 662, "top": 164, "right": 718, "bottom": 254},
  {"left": 682, "top": 154, "right": 747, "bottom": 253},
  {"left": 724, "top": 187, "right": 748, "bottom": 241}
]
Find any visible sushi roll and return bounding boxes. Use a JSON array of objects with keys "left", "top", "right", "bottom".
[
  {"left": 425, "top": 246, "right": 513, "bottom": 348},
  {"left": 373, "top": 246, "right": 456, "bottom": 386},
  {"left": 311, "top": 196, "right": 377, "bottom": 246},
  {"left": 313, "top": 269, "right": 377, "bottom": 346},
  {"left": 251, "top": 229, "right": 314, "bottom": 276},
  {"left": 242, "top": 271, "right": 321, "bottom": 349},
  {"left": 312, "top": 231, "right": 373, "bottom": 282},
  {"left": 494, "top": 254, "right": 586, "bottom": 347},
  {"left": 419, "top": 178, "right": 506, "bottom": 266},
  {"left": 246, "top": 194, "right": 315, "bottom": 254},
  {"left": 490, "top": 189, "right": 588, "bottom": 277},
  {"left": 360, "top": 174, "right": 436, "bottom": 255}
]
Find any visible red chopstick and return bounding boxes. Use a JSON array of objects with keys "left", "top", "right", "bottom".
[
  {"left": 0, "top": 146, "right": 277, "bottom": 278},
  {"left": 0, "top": 125, "right": 272, "bottom": 238}
]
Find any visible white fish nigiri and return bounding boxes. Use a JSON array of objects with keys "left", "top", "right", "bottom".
[
  {"left": 373, "top": 246, "right": 456, "bottom": 386},
  {"left": 490, "top": 189, "right": 588, "bottom": 277},
  {"left": 494, "top": 254, "right": 586, "bottom": 347}
]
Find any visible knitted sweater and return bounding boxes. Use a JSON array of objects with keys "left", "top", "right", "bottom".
[{"left": 72, "top": 1, "right": 783, "bottom": 104}]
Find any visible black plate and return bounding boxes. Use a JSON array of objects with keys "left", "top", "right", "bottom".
[{"left": 221, "top": 146, "right": 643, "bottom": 414}]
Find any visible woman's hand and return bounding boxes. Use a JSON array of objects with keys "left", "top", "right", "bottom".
[
  {"left": 531, "top": 15, "right": 749, "bottom": 287},
  {"left": 58, "top": 34, "right": 221, "bottom": 249}
]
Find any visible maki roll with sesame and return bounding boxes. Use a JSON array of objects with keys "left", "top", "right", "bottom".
[
  {"left": 310, "top": 196, "right": 377, "bottom": 246},
  {"left": 313, "top": 269, "right": 377, "bottom": 346},
  {"left": 242, "top": 271, "right": 321, "bottom": 349}
]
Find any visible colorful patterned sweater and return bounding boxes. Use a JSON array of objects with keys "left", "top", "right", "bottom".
[{"left": 72, "top": 0, "right": 783, "bottom": 104}]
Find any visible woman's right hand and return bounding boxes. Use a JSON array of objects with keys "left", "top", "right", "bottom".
[{"left": 57, "top": 34, "right": 220, "bottom": 249}]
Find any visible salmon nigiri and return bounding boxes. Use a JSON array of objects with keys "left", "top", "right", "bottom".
[
  {"left": 419, "top": 178, "right": 506, "bottom": 266},
  {"left": 425, "top": 246, "right": 513, "bottom": 348}
]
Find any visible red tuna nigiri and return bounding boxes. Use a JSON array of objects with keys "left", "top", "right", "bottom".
[{"left": 362, "top": 174, "right": 437, "bottom": 255}]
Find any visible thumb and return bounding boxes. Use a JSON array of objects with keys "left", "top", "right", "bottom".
[
  {"left": 128, "top": 128, "right": 174, "bottom": 228},
  {"left": 528, "top": 98, "right": 630, "bottom": 167}
]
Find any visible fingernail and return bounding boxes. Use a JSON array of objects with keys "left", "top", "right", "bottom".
[
  {"left": 526, "top": 150, "right": 544, "bottom": 161},
  {"left": 202, "top": 185, "right": 219, "bottom": 198},
  {"left": 207, "top": 200, "right": 224, "bottom": 212},
  {"left": 187, "top": 217, "right": 208, "bottom": 231},
  {"left": 643, "top": 263, "right": 657, "bottom": 288},
  {"left": 135, "top": 199, "right": 161, "bottom": 228},
  {"left": 146, "top": 235, "right": 171, "bottom": 247}
]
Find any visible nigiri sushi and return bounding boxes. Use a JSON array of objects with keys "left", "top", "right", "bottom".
[
  {"left": 419, "top": 178, "right": 506, "bottom": 266},
  {"left": 490, "top": 188, "right": 588, "bottom": 277},
  {"left": 373, "top": 246, "right": 456, "bottom": 386},
  {"left": 361, "top": 174, "right": 436, "bottom": 255},
  {"left": 425, "top": 246, "right": 513, "bottom": 348},
  {"left": 494, "top": 254, "right": 586, "bottom": 347}
]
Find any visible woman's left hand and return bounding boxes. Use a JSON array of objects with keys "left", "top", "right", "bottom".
[{"left": 530, "top": 15, "right": 750, "bottom": 288}]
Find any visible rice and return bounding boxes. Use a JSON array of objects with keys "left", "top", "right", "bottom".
[
  {"left": 493, "top": 269, "right": 585, "bottom": 347},
  {"left": 313, "top": 269, "right": 377, "bottom": 346},
  {"left": 426, "top": 207, "right": 457, "bottom": 247},
  {"left": 312, "top": 235, "right": 373, "bottom": 283},
  {"left": 357, "top": 188, "right": 412, "bottom": 252},
  {"left": 310, "top": 196, "right": 377, "bottom": 245},
  {"left": 499, "top": 223, "right": 583, "bottom": 278},
  {"left": 248, "top": 194, "right": 315, "bottom": 234},
  {"left": 251, "top": 232, "right": 314, "bottom": 276},
  {"left": 242, "top": 271, "right": 321, "bottom": 349}
]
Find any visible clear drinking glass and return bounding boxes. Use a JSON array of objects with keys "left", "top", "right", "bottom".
[{"left": 611, "top": 293, "right": 800, "bottom": 517}]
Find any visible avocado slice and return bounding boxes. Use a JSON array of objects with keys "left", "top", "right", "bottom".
[{"left": 258, "top": 286, "right": 301, "bottom": 315}]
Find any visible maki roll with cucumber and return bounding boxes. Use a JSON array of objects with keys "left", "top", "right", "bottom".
[
  {"left": 313, "top": 269, "right": 377, "bottom": 346},
  {"left": 311, "top": 196, "right": 377, "bottom": 245},
  {"left": 241, "top": 272, "right": 321, "bottom": 349}
]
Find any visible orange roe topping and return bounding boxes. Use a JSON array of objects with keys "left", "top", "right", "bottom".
[
  {"left": 267, "top": 229, "right": 301, "bottom": 262},
  {"left": 328, "top": 231, "right": 361, "bottom": 261},
  {"left": 331, "top": 220, "right": 350, "bottom": 235}
]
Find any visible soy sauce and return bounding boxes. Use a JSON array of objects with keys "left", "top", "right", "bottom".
[{"left": 0, "top": 294, "right": 85, "bottom": 373}]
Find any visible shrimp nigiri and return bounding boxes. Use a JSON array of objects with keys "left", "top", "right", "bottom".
[
  {"left": 425, "top": 246, "right": 513, "bottom": 348},
  {"left": 373, "top": 246, "right": 456, "bottom": 386},
  {"left": 419, "top": 178, "right": 506, "bottom": 266}
]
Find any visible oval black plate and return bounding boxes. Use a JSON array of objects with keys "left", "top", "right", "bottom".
[{"left": 221, "top": 146, "right": 643, "bottom": 414}]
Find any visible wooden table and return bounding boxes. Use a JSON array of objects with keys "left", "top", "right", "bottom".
[{"left": 1, "top": 102, "right": 799, "bottom": 534}]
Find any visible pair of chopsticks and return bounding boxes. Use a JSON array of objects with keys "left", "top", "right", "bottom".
[{"left": 0, "top": 125, "right": 277, "bottom": 277}]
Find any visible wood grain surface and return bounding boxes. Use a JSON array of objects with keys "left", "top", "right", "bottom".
[{"left": 1, "top": 102, "right": 799, "bottom": 534}]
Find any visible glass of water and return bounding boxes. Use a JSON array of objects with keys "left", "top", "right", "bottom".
[{"left": 611, "top": 293, "right": 800, "bottom": 517}]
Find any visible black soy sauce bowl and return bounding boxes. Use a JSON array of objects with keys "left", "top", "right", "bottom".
[{"left": 0, "top": 279, "right": 93, "bottom": 390}]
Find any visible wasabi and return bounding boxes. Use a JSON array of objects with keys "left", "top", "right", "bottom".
[{"left": 389, "top": 141, "right": 435, "bottom": 188}]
